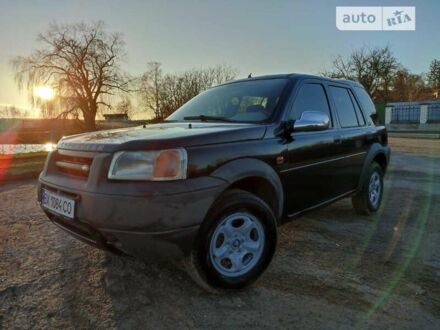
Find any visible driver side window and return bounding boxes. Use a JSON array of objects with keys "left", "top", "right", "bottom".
[{"left": 290, "top": 83, "right": 332, "bottom": 126}]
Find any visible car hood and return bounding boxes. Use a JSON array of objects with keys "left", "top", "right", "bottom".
[{"left": 57, "top": 122, "right": 267, "bottom": 152}]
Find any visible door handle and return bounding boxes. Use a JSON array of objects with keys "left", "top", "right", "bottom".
[{"left": 334, "top": 135, "right": 343, "bottom": 144}]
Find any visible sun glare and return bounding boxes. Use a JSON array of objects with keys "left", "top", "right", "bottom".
[
  {"left": 44, "top": 143, "right": 57, "bottom": 152},
  {"left": 34, "top": 86, "right": 55, "bottom": 101}
]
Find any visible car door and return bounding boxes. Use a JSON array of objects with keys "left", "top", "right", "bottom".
[
  {"left": 281, "top": 80, "right": 346, "bottom": 216},
  {"left": 327, "top": 84, "right": 369, "bottom": 195}
]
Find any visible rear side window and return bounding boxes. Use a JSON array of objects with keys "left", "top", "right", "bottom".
[
  {"left": 349, "top": 90, "right": 366, "bottom": 126},
  {"left": 290, "top": 83, "right": 331, "bottom": 124},
  {"left": 353, "top": 86, "right": 376, "bottom": 125},
  {"left": 329, "top": 86, "right": 359, "bottom": 128}
]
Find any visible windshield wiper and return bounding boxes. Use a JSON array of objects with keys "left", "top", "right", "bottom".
[{"left": 183, "top": 115, "right": 232, "bottom": 122}]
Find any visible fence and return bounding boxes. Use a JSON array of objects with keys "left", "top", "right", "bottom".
[
  {"left": 427, "top": 103, "right": 440, "bottom": 122},
  {"left": 390, "top": 104, "right": 420, "bottom": 123},
  {"left": 386, "top": 101, "right": 440, "bottom": 124}
]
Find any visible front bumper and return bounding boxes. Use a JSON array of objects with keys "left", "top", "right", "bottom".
[
  {"left": 38, "top": 170, "right": 227, "bottom": 259},
  {"left": 43, "top": 211, "right": 201, "bottom": 259}
]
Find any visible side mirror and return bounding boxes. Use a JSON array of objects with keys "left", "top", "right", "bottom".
[{"left": 293, "top": 111, "right": 330, "bottom": 132}]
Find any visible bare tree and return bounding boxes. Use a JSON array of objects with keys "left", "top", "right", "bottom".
[
  {"left": 114, "top": 96, "right": 133, "bottom": 117},
  {"left": 323, "top": 46, "right": 399, "bottom": 101},
  {"left": 390, "top": 69, "right": 426, "bottom": 102},
  {"left": 428, "top": 59, "right": 440, "bottom": 90},
  {"left": 0, "top": 105, "right": 27, "bottom": 118},
  {"left": 140, "top": 62, "right": 163, "bottom": 119},
  {"left": 140, "top": 63, "right": 237, "bottom": 119},
  {"left": 12, "top": 21, "right": 130, "bottom": 130}
]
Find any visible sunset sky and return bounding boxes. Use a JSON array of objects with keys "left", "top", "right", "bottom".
[{"left": 0, "top": 0, "right": 439, "bottom": 115}]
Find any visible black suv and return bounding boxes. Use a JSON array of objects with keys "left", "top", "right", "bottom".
[{"left": 38, "top": 74, "right": 390, "bottom": 290}]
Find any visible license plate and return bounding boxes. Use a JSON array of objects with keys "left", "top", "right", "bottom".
[{"left": 41, "top": 189, "right": 75, "bottom": 219}]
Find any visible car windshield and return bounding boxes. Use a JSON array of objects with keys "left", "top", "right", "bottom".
[{"left": 166, "top": 78, "right": 289, "bottom": 123}]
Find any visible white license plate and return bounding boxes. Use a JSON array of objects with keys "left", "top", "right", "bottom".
[{"left": 41, "top": 189, "right": 75, "bottom": 219}]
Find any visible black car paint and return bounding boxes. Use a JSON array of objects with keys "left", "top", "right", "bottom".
[
  {"left": 56, "top": 122, "right": 268, "bottom": 152},
  {"left": 38, "top": 73, "right": 390, "bottom": 259}
]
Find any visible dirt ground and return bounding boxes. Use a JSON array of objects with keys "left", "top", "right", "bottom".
[
  {"left": 388, "top": 137, "right": 440, "bottom": 156},
  {"left": 1, "top": 139, "right": 440, "bottom": 329}
]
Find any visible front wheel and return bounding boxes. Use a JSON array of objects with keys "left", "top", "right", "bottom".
[
  {"left": 352, "top": 162, "right": 384, "bottom": 215},
  {"left": 185, "top": 189, "right": 277, "bottom": 291}
]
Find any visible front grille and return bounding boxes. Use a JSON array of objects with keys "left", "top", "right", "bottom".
[{"left": 54, "top": 152, "right": 93, "bottom": 178}]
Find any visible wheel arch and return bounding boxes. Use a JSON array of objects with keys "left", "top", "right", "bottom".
[
  {"left": 356, "top": 143, "right": 390, "bottom": 194},
  {"left": 373, "top": 152, "right": 388, "bottom": 172},
  {"left": 210, "top": 158, "right": 284, "bottom": 222}
]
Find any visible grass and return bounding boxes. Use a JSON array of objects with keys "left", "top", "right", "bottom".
[
  {"left": 0, "top": 151, "right": 47, "bottom": 160},
  {"left": 0, "top": 152, "right": 48, "bottom": 182}
]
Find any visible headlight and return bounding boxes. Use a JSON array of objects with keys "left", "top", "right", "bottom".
[{"left": 108, "top": 148, "right": 187, "bottom": 181}]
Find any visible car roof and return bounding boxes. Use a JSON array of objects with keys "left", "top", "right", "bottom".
[{"left": 218, "top": 73, "right": 365, "bottom": 89}]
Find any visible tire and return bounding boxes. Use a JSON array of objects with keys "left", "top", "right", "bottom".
[
  {"left": 184, "top": 189, "right": 277, "bottom": 291},
  {"left": 352, "top": 162, "right": 384, "bottom": 215}
]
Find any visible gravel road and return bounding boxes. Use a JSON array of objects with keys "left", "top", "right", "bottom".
[{"left": 1, "top": 149, "right": 439, "bottom": 329}]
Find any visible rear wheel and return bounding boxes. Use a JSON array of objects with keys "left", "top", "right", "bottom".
[
  {"left": 352, "top": 162, "right": 384, "bottom": 215},
  {"left": 185, "top": 189, "right": 277, "bottom": 291}
]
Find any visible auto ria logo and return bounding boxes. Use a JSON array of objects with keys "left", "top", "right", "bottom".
[{"left": 336, "top": 7, "right": 416, "bottom": 31}]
